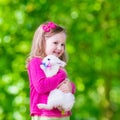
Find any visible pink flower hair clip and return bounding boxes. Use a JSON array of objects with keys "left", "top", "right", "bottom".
[{"left": 42, "top": 22, "right": 56, "bottom": 32}]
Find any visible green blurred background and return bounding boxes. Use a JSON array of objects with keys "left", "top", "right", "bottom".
[{"left": 0, "top": 0, "right": 120, "bottom": 120}]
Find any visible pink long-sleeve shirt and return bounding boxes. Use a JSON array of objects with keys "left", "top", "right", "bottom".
[{"left": 27, "top": 57, "right": 76, "bottom": 117}]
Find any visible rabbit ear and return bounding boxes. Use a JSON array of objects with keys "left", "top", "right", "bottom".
[{"left": 58, "top": 61, "right": 66, "bottom": 67}]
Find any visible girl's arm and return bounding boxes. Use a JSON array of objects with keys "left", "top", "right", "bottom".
[
  {"left": 28, "top": 58, "right": 67, "bottom": 94},
  {"left": 71, "top": 81, "right": 76, "bottom": 94}
]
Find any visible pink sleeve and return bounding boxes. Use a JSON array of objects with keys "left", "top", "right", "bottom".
[
  {"left": 71, "top": 82, "right": 76, "bottom": 94},
  {"left": 28, "top": 58, "right": 67, "bottom": 94}
]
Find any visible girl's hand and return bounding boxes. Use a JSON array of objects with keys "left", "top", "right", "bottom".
[
  {"left": 57, "top": 105, "right": 64, "bottom": 111},
  {"left": 57, "top": 79, "right": 72, "bottom": 93},
  {"left": 54, "top": 105, "right": 64, "bottom": 111}
]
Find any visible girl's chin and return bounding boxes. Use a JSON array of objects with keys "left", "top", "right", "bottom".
[{"left": 52, "top": 54, "right": 60, "bottom": 57}]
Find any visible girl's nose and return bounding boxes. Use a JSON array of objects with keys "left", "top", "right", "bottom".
[{"left": 57, "top": 45, "right": 62, "bottom": 50}]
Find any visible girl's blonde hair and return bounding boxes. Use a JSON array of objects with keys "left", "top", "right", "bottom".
[{"left": 26, "top": 22, "right": 67, "bottom": 68}]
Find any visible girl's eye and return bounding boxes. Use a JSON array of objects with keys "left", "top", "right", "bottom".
[
  {"left": 61, "top": 44, "right": 65, "bottom": 47},
  {"left": 53, "top": 42, "right": 58, "bottom": 44}
]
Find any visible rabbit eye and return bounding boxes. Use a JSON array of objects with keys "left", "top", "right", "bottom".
[{"left": 48, "top": 58, "right": 50, "bottom": 61}]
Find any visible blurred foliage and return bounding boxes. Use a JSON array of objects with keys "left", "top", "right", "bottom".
[{"left": 0, "top": 0, "right": 120, "bottom": 120}]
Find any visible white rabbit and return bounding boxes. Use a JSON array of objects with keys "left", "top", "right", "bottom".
[{"left": 37, "top": 55, "right": 75, "bottom": 112}]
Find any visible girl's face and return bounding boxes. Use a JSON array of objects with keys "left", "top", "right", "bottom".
[{"left": 45, "top": 32, "right": 66, "bottom": 58}]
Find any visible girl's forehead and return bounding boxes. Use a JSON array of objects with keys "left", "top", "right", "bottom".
[{"left": 46, "top": 32, "right": 66, "bottom": 40}]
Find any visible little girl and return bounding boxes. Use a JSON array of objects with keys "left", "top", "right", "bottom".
[{"left": 26, "top": 21, "right": 76, "bottom": 120}]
